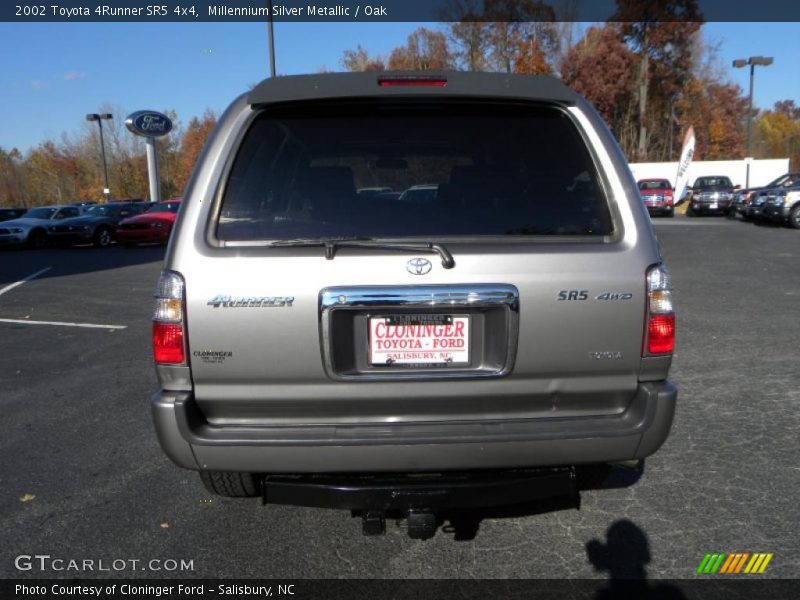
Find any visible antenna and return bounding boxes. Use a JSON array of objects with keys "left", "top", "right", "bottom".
[{"left": 267, "top": 0, "right": 276, "bottom": 77}]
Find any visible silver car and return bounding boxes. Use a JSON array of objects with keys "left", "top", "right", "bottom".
[
  {"left": 0, "top": 205, "right": 83, "bottom": 248},
  {"left": 150, "top": 72, "right": 677, "bottom": 538}
]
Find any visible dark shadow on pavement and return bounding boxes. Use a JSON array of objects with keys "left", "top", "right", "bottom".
[{"left": 587, "top": 519, "right": 687, "bottom": 600}]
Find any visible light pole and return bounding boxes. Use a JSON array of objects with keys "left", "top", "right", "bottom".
[
  {"left": 86, "top": 113, "right": 113, "bottom": 202},
  {"left": 266, "top": 0, "right": 276, "bottom": 77},
  {"left": 733, "top": 56, "right": 773, "bottom": 188}
]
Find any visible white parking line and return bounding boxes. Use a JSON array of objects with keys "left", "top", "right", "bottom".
[
  {"left": 0, "top": 267, "right": 52, "bottom": 298},
  {"left": 0, "top": 318, "right": 127, "bottom": 330}
]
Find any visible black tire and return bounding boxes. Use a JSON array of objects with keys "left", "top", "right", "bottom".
[
  {"left": 27, "top": 228, "right": 47, "bottom": 249},
  {"left": 789, "top": 205, "right": 800, "bottom": 230},
  {"left": 93, "top": 226, "right": 112, "bottom": 248},
  {"left": 199, "top": 471, "right": 261, "bottom": 497}
]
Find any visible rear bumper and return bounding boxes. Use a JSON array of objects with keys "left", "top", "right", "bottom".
[
  {"left": 691, "top": 201, "right": 730, "bottom": 215},
  {"left": 0, "top": 234, "right": 25, "bottom": 246},
  {"left": 152, "top": 381, "right": 677, "bottom": 473},
  {"left": 645, "top": 205, "right": 673, "bottom": 216}
]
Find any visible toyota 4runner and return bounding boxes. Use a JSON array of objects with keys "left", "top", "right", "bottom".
[{"left": 150, "top": 72, "right": 677, "bottom": 538}]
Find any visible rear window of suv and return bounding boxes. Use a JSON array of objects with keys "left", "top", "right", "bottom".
[{"left": 215, "top": 101, "right": 613, "bottom": 242}]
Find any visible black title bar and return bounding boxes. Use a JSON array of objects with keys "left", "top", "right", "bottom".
[{"left": 3, "top": 0, "right": 800, "bottom": 22}]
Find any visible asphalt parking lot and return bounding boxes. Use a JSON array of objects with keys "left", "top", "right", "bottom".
[{"left": 1, "top": 216, "right": 798, "bottom": 581}]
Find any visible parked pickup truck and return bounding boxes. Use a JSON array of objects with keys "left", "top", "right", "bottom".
[{"left": 149, "top": 71, "right": 677, "bottom": 539}]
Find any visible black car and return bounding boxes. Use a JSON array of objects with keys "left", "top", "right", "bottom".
[
  {"left": 733, "top": 172, "right": 800, "bottom": 219},
  {"left": 0, "top": 208, "right": 26, "bottom": 222},
  {"left": 47, "top": 202, "right": 148, "bottom": 247},
  {"left": 688, "top": 176, "right": 735, "bottom": 216},
  {"left": 763, "top": 182, "right": 800, "bottom": 228}
]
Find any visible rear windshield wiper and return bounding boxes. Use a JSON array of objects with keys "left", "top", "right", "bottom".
[{"left": 268, "top": 237, "right": 455, "bottom": 269}]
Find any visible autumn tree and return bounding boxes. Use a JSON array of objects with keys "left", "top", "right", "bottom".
[
  {"left": 387, "top": 27, "right": 452, "bottom": 71},
  {"left": 0, "top": 107, "right": 199, "bottom": 207},
  {"left": 448, "top": 19, "right": 490, "bottom": 71},
  {"left": 754, "top": 101, "right": 800, "bottom": 169},
  {"left": 612, "top": 0, "right": 703, "bottom": 161},
  {"left": 341, "top": 44, "right": 385, "bottom": 72},
  {"left": 562, "top": 25, "right": 637, "bottom": 151},
  {"left": 177, "top": 109, "right": 217, "bottom": 194},
  {"left": 676, "top": 76, "right": 747, "bottom": 160},
  {"left": 0, "top": 147, "right": 26, "bottom": 206},
  {"left": 513, "top": 37, "right": 552, "bottom": 75}
]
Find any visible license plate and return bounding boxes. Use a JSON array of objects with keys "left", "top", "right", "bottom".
[
  {"left": 368, "top": 315, "right": 469, "bottom": 366},
  {"left": 709, "top": 202, "right": 718, "bottom": 209}
]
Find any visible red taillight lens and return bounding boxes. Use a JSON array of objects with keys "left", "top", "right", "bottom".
[
  {"left": 153, "top": 322, "right": 185, "bottom": 364},
  {"left": 378, "top": 77, "right": 447, "bottom": 87},
  {"left": 647, "top": 314, "right": 675, "bottom": 354}
]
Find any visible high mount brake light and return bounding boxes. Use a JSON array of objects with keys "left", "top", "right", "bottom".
[
  {"left": 152, "top": 271, "right": 186, "bottom": 365},
  {"left": 377, "top": 77, "right": 447, "bottom": 88},
  {"left": 644, "top": 265, "right": 675, "bottom": 356}
]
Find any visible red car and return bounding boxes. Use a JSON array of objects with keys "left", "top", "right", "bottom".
[
  {"left": 115, "top": 199, "right": 181, "bottom": 246},
  {"left": 637, "top": 179, "right": 674, "bottom": 217}
]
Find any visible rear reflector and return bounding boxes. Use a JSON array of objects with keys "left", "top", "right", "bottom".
[
  {"left": 378, "top": 77, "right": 447, "bottom": 87},
  {"left": 153, "top": 322, "right": 185, "bottom": 364},
  {"left": 647, "top": 314, "right": 675, "bottom": 355}
]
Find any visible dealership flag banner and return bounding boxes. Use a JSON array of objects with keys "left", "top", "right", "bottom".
[{"left": 674, "top": 126, "right": 696, "bottom": 202}]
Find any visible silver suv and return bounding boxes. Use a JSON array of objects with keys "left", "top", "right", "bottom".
[{"left": 150, "top": 72, "right": 677, "bottom": 538}]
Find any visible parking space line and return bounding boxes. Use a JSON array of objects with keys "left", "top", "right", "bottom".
[
  {"left": 0, "top": 318, "right": 127, "bottom": 330},
  {"left": 0, "top": 267, "right": 52, "bottom": 298}
]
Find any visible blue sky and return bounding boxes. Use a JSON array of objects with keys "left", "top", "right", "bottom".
[{"left": 1, "top": 21, "right": 798, "bottom": 154}]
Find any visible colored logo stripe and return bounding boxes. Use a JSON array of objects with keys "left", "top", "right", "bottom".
[{"left": 699, "top": 552, "right": 773, "bottom": 574}]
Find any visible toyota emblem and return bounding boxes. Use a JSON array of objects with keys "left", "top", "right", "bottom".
[{"left": 407, "top": 257, "right": 432, "bottom": 275}]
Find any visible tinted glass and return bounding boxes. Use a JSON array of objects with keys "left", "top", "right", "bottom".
[
  {"left": 638, "top": 180, "right": 670, "bottom": 190},
  {"left": 145, "top": 202, "right": 180, "bottom": 214},
  {"left": 86, "top": 205, "right": 121, "bottom": 216},
  {"left": 695, "top": 177, "right": 733, "bottom": 188},
  {"left": 23, "top": 207, "right": 57, "bottom": 219},
  {"left": 60, "top": 207, "right": 80, "bottom": 218},
  {"left": 216, "top": 101, "right": 613, "bottom": 241}
]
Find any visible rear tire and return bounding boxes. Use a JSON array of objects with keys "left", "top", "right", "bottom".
[{"left": 199, "top": 471, "right": 261, "bottom": 497}]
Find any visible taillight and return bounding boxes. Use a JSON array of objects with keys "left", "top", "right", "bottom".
[
  {"left": 377, "top": 76, "right": 447, "bottom": 87},
  {"left": 644, "top": 265, "right": 675, "bottom": 355},
  {"left": 152, "top": 271, "right": 186, "bottom": 365},
  {"left": 664, "top": 191, "right": 673, "bottom": 204}
]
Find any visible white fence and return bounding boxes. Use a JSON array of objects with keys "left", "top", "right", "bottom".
[{"left": 629, "top": 158, "right": 790, "bottom": 190}]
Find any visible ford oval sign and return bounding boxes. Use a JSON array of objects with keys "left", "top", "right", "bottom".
[{"left": 125, "top": 110, "right": 173, "bottom": 138}]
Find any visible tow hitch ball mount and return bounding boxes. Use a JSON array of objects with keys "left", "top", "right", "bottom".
[{"left": 262, "top": 467, "right": 577, "bottom": 539}]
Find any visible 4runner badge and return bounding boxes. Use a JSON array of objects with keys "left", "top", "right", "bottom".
[{"left": 207, "top": 295, "right": 294, "bottom": 308}]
